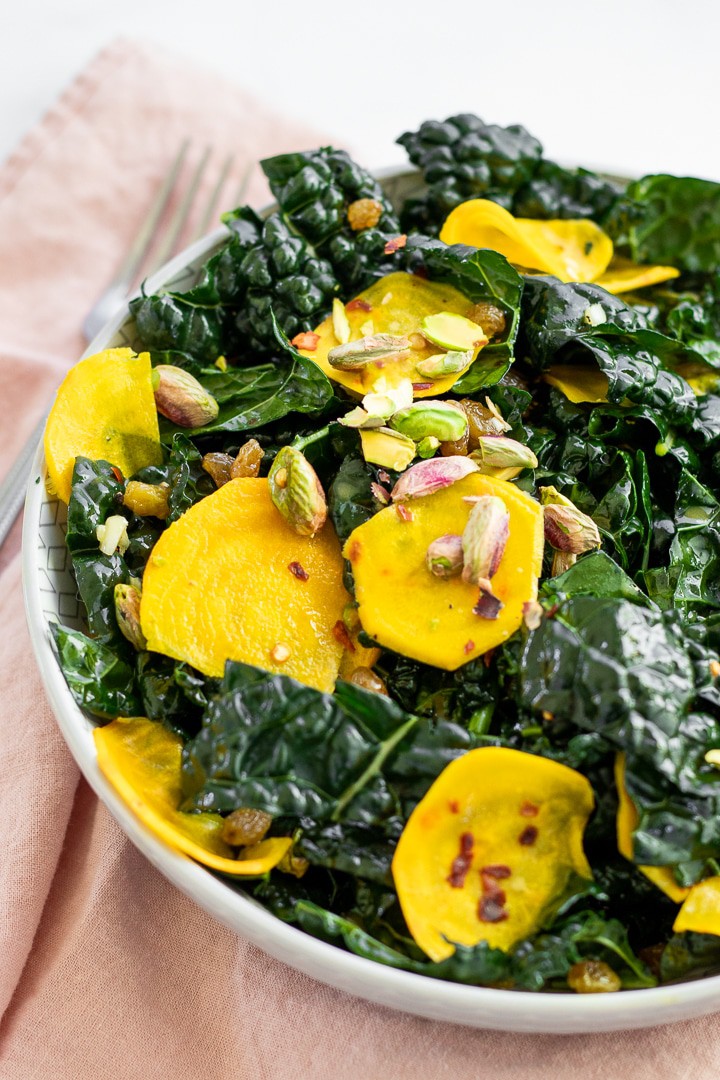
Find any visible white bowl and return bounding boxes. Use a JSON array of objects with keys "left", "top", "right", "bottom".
[{"left": 22, "top": 169, "right": 720, "bottom": 1032}]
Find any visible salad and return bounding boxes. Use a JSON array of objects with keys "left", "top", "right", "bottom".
[{"left": 44, "top": 114, "right": 720, "bottom": 994}]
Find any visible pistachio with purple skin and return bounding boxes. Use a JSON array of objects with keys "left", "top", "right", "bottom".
[
  {"left": 327, "top": 334, "right": 411, "bottom": 371},
  {"left": 540, "top": 485, "right": 601, "bottom": 577},
  {"left": 114, "top": 583, "right": 147, "bottom": 651},
  {"left": 461, "top": 495, "right": 510, "bottom": 587},
  {"left": 470, "top": 436, "right": 538, "bottom": 480},
  {"left": 152, "top": 365, "right": 219, "bottom": 428},
  {"left": 390, "top": 456, "right": 479, "bottom": 502},
  {"left": 268, "top": 446, "right": 327, "bottom": 536},
  {"left": 426, "top": 534, "right": 464, "bottom": 578}
]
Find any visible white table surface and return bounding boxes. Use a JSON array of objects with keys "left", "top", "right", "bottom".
[{"left": 3, "top": 0, "right": 720, "bottom": 181}]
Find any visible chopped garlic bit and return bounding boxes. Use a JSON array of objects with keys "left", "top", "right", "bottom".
[
  {"left": 582, "top": 303, "right": 606, "bottom": 327},
  {"left": 332, "top": 297, "right": 351, "bottom": 345},
  {"left": 96, "top": 515, "right": 130, "bottom": 557}
]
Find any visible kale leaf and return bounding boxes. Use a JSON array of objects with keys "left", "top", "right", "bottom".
[{"left": 51, "top": 624, "right": 142, "bottom": 721}]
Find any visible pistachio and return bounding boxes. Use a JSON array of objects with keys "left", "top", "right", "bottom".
[
  {"left": 543, "top": 502, "right": 601, "bottom": 555},
  {"left": 338, "top": 406, "right": 384, "bottom": 430},
  {"left": 123, "top": 480, "right": 170, "bottom": 519},
  {"left": 522, "top": 600, "right": 544, "bottom": 630},
  {"left": 230, "top": 438, "right": 264, "bottom": 479},
  {"left": 470, "top": 436, "right": 538, "bottom": 480},
  {"left": 391, "top": 456, "right": 479, "bottom": 501},
  {"left": 327, "top": 334, "right": 412, "bottom": 370},
  {"left": 360, "top": 428, "right": 417, "bottom": 472},
  {"left": 151, "top": 365, "right": 219, "bottom": 428},
  {"left": 268, "top": 446, "right": 327, "bottom": 536},
  {"left": 332, "top": 297, "right": 351, "bottom": 344},
  {"left": 461, "top": 495, "right": 510, "bottom": 588},
  {"left": 426, "top": 534, "right": 464, "bottom": 578},
  {"left": 414, "top": 350, "right": 473, "bottom": 379},
  {"left": 421, "top": 312, "right": 488, "bottom": 352},
  {"left": 416, "top": 436, "right": 441, "bottom": 459},
  {"left": 362, "top": 377, "right": 414, "bottom": 421},
  {"left": 538, "top": 484, "right": 575, "bottom": 508},
  {"left": 96, "top": 515, "right": 129, "bottom": 556},
  {"left": 390, "top": 400, "right": 468, "bottom": 443},
  {"left": 113, "top": 583, "right": 147, "bottom": 650}
]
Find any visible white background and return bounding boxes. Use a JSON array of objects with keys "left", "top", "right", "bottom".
[{"left": 2, "top": 0, "right": 720, "bottom": 180}]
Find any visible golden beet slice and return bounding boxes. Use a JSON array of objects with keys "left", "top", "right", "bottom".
[
  {"left": 615, "top": 754, "right": 690, "bottom": 903},
  {"left": 140, "top": 477, "right": 349, "bottom": 692},
  {"left": 44, "top": 348, "right": 162, "bottom": 503},
  {"left": 94, "top": 717, "right": 291, "bottom": 875},
  {"left": 673, "top": 877, "right": 720, "bottom": 935},
  {"left": 392, "top": 746, "right": 594, "bottom": 961},
  {"left": 344, "top": 472, "right": 544, "bottom": 669},
  {"left": 298, "top": 271, "right": 485, "bottom": 398}
]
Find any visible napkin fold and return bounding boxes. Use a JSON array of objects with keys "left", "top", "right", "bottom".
[{"left": 2, "top": 38, "right": 719, "bottom": 1079}]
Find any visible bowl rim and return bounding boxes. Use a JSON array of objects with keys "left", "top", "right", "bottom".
[{"left": 22, "top": 173, "right": 720, "bottom": 1033}]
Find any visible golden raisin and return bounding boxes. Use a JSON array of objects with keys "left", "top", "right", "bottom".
[
  {"left": 221, "top": 808, "right": 272, "bottom": 847},
  {"left": 567, "top": 960, "right": 622, "bottom": 994},
  {"left": 466, "top": 302, "right": 507, "bottom": 339},
  {"left": 347, "top": 198, "right": 383, "bottom": 231},
  {"left": 348, "top": 667, "right": 388, "bottom": 695},
  {"left": 460, "top": 398, "right": 509, "bottom": 447},
  {"left": 231, "top": 438, "right": 264, "bottom": 479},
  {"left": 440, "top": 431, "right": 470, "bottom": 457},
  {"left": 122, "top": 480, "right": 170, "bottom": 519},
  {"left": 202, "top": 452, "right": 234, "bottom": 488},
  {"left": 278, "top": 849, "right": 310, "bottom": 878}
]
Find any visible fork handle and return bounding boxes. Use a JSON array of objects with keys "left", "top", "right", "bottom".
[{"left": 0, "top": 414, "right": 47, "bottom": 550}]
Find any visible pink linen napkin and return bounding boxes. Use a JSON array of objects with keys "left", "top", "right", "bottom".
[{"left": 1, "top": 39, "right": 719, "bottom": 1079}]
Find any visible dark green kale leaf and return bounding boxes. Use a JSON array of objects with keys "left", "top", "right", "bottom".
[
  {"left": 403, "top": 236, "right": 523, "bottom": 386},
  {"left": 136, "top": 653, "right": 215, "bottom": 739},
  {"left": 520, "top": 276, "right": 697, "bottom": 430},
  {"left": 628, "top": 174, "right": 720, "bottom": 272},
  {"left": 226, "top": 212, "right": 340, "bottom": 351},
  {"left": 261, "top": 147, "right": 402, "bottom": 292},
  {"left": 541, "top": 550, "right": 654, "bottom": 607},
  {"left": 130, "top": 292, "right": 228, "bottom": 364},
  {"left": 397, "top": 114, "right": 542, "bottom": 232},
  {"left": 180, "top": 662, "right": 482, "bottom": 829},
  {"left": 65, "top": 457, "right": 125, "bottom": 554},
  {"left": 397, "top": 113, "right": 633, "bottom": 238},
  {"left": 661, "top": 932, "right": 720, "bottom": 983},
  {"left": 134, "top": 434, "right": 213, "bottom": 523},
  {"left": 51, "top": 624, "right": 141, "bottom": 721},
  {"left": 293, "top": 902, "right": 654, "bottom": 990},
  {"left": 328, "top": 455, "right": 378, "bottom": 545}
]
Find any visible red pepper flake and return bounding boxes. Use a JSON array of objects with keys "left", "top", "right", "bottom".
[
  {"left": 346, "top": 298, "right": 373, "bottom": 313},
  {"left": 332, "top": 620, "right": 356, "bottom": 652},
  {"left": 412, "top": 265, "right": 429, "bottom": 279},
  {"left": 545, "top": 603, "right": 559, "bottom": 619},
  {"left": 291, "top": 331, "right": 320, "bottom": 351},
  {"left": 448, "top": 800, "right": 460, "bottom": 814},
  {"left": 447, "top": 832, "right": 474, "bottom": 888},
  {"left": 519, "top": 825, "right": 539, "bottom": 846},
  {"left": 111, "top": 466, "right": 124, "bottom": 483},
  {"left": 412, "top": 382, "right": 434, "bottom": 392},
  {"left": 395, "top": 504, "right": 413, "bottom": 522},
  {"left": 478, "top": 896, "right": 509, "bottom": 923},
  {"left": 377, "top": 470, "right": 391, "bottom": 484},
  {"left": 481, "top": 864, "right": 512, "bottom": 880},
  {"left": 464, "top": 640, "right": 475, "bottom": 655},
  {"left": 384, "top": 234, "right": 407, "bottom": 255},
  {"left": 520, "top": 801, "right": 539, "bottom": 817},
  {"left": 347, "top": 539, "right": 362, "bottom": 562},
  {"left": 483, "top": 649, "right": 496, "bottom": 669},
  {"left": 288, "top": 561, "right": 309, "bottom": 582}
]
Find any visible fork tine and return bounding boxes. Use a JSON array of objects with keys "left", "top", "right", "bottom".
[
  {"left": 115, "top": 140, "right": 190, "bottom": 285},
  {"left": 191, "top": 154, "right": 234, "bottom": 241},
  {"left": 149, "top": 146, "right": 212, "bottom": 272}
]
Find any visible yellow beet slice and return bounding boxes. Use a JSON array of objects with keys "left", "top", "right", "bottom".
[
  {"left": 94, "top": 717, "right": 291, "bottom": 875},
  {"left": 440, "top": 199, "right": 613, "bottom": 283},
  {"left": 596, "top": 258, "right": 680, "bottom": 294},
  {"left": 615, "top": 754, "right": 690, "bottom": 903},
  {"left": 392, "top": 746, "right": 594, "bottom": 960},
  {"left": 298, "top": 271, "right": 486, "bottom": 398},
  {"left": 44, "top": 348, "right": 162, "bottom": 503},
  {"left": 543, "top": 365, "right": 610, "bottom": 404},
  {"left": 673, "top": 877, "right": 720, "bottom": 935},
  {"left": 140, "top": 477, "right": 349, "bottom": 692},
  {"left": 344, "top": 472, "right": 544, "bottom": 669}
]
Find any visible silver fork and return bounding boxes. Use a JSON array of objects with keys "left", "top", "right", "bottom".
[{"left": 0, "top": 145, "right": 249, "bottom": 551}]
